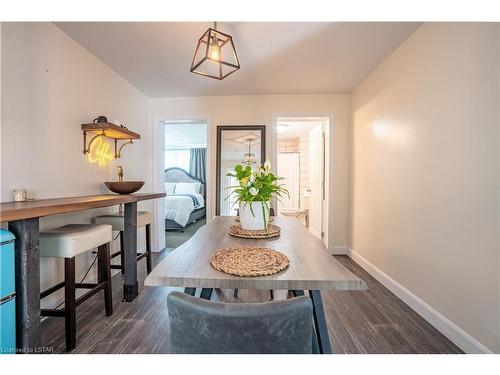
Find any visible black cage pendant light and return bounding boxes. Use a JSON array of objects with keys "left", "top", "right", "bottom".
[{"left": 190, "top": 22, "right": 240, "bottom": 80}]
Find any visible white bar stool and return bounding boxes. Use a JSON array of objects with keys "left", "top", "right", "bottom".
[
  {"left": 39, "top": 224, "right": 113, "bottom": 352},
  {"left": 93, "top": 211, "right": 153, "bottom": 274}
]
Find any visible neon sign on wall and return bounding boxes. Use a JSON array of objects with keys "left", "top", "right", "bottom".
[{"left": 86, "top": 137, "right": 114, "bottom": 167}]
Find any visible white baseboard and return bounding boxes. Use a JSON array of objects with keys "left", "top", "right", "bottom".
[
  {"left": 346, "top": 248, "right": 493, "bottom": 354},
  {"left": 330, "top": 245, "right": 348, "bottom": 255}
]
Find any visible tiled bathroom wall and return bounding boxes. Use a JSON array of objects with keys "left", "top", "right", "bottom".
[
  {"left": 278, "top": 136, "right": 309, "bottom": 201},
  {"left": 299, "top": 136, "right": 309, "bottom": 196},
  {"left": 277, "top": 137, "right": 299, "bottom": 153}
]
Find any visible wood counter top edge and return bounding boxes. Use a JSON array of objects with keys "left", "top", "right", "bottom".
[{"left": 0, "top": 193, "right": 166, "bottom": 222}]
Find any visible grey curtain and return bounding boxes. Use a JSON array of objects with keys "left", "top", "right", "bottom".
[{"left": 189, "top": 148, "right": 207, "bottom": 184}]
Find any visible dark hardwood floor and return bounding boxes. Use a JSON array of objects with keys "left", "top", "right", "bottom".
[{"left": 41, "top": 251, "right": 463, "bottom": 354}]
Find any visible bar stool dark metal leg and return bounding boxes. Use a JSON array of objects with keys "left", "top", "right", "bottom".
[
  {"left": 98, "top": 243, "right": 113, "bottom": 316},
  {"left": 41, "top": 244, "right": 114, "bottom": 352},
  {"left": 64, "top": 257, "right": 76, "bottom": 352},
  {"left": 269, "top": 289, "right": 274, "bottom": 300},
  {"left": 233, "top": 289, "right": 239, "bottom": 298},
  {"left": 145, "top": 224, "right": 152, "bottom": 274},
  {"left": 119, "top": 231, "right": 125, "bottom": 274}
]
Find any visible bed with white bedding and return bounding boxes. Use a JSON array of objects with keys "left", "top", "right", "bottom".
[{"left": 164, "top": 168, "right": 206, "bottom": 231}]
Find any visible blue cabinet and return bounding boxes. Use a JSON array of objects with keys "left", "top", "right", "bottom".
[{"left": 0, "top": 229, "right": 16, "bottom": 354}]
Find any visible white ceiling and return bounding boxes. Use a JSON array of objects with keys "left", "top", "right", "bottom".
[
  {"left": 221, "top": 130, "right": 262, "bottom": 161},
  {"left": 278, "top": 118, "right": 326, "bottom": 138},
  {"left": 55, "top": 22, "right": 420, "bottom": 98}
]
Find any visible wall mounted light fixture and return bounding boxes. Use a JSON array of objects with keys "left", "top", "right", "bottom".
[{"left": 82, "top": 122, "right": 140, "bottom": 166}]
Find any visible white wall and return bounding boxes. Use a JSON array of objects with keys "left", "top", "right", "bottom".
[
  {"left": 149, "top": 94, "right": 351, "bottom": 253},
  {"left": 5, "top": 21, "right": 496, "bottom": 353},
  {"left": 350, "top": 23, "right": 500, "bottom": 353},
  {"left": 1, "top": 23, "right": 152, "bottom": 306}
]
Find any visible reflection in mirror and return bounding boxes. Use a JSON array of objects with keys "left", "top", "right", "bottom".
[{"left": 216, "top": 126, "right": 266, "bottom": 216}]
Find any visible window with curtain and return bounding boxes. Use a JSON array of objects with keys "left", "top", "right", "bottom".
[
  {"left": 165, "top": 149, "right": 190, "bottom": 171},
  {"left": 189, "top": 147, "right": 207, "bottom": 184}
]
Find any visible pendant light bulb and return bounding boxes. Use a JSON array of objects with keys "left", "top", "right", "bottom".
[
  {"left": 209, "top": 41, "right": 220, "bottom": 61},
  {"left": 209, "top": 22, "right": 220, "bottom": 61},
  {"left": 242, "top": 138, "right": 257, "bottom": 165}
]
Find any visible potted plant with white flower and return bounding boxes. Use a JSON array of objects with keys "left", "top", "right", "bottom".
[{"left": 226, "top": 159, "right": 289, "bottom": 230}]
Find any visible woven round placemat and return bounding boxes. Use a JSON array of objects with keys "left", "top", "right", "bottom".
[
  {"left": 228, "top": 224, "right": 281, "bottom": 239},
  {"left": 210, "top": 247, "right": 289, "bottom": 277}
]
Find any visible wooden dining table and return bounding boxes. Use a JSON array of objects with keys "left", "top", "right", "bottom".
[
  {"left": 145, "top": 216, "right": 367, "bottom": 354},
  {"left": 0, "top": 192, "right": 165, "bottom": 351}
]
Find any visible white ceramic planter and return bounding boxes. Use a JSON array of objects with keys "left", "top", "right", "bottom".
[{"left": 239, "top": 201, "right": 270, "bottom": 230}]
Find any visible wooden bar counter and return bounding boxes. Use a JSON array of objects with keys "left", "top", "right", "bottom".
[{"left": 0, "top": 193, "right": 165, "bottom": 351}]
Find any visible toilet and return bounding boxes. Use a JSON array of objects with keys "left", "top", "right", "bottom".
[{"left": 279, "top": 194, "right": 310, "bottom": 227}]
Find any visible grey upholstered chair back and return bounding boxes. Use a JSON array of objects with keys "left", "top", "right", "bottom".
[{"left": 167, "top": 291, "right": 313, "bottom": 354}]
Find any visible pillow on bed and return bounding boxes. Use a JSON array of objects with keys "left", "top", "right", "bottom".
[
  {"left": 165, "top": 182, "right": 176, "bottom": 195},
  {"left": 175, "top": 182, "right": 200, "bottom": 194}
]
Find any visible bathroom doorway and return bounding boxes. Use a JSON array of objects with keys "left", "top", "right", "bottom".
[{"left": 275, "top": 117, "right": 328, "bottom": 241}]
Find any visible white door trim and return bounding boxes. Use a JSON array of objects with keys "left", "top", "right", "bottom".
[
  {"left": 272, "top": 113, "right": 333, "bottom": 251},
  {"left": 152, "top": 116, "right": 211, "bottom": 251}
]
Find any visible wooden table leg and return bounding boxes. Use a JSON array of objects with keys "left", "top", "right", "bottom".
[
  {"left": 8, "top": 218, "right": 41, "bottom": 351},
  {"left": 309, "top": 290, "right": 332, "bottom": 354},
  {"left": 123, "top": 202, "right": 138, "bottom": 302}
]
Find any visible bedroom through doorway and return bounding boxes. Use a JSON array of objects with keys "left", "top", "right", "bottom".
[{"left": 164, "top": 121, "right": 207, "bottom": 250}]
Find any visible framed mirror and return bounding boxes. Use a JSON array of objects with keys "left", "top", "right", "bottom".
[{"left": 216, "top": 125, "right": 266, "bottom": 216}]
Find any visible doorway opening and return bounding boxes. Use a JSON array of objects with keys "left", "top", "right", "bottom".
[
  {"left": 275, "top": 117, "right": 329, "bottom": 242},
  {"left": 163, "top": 121, "right": 207, "bottom": 250}
]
